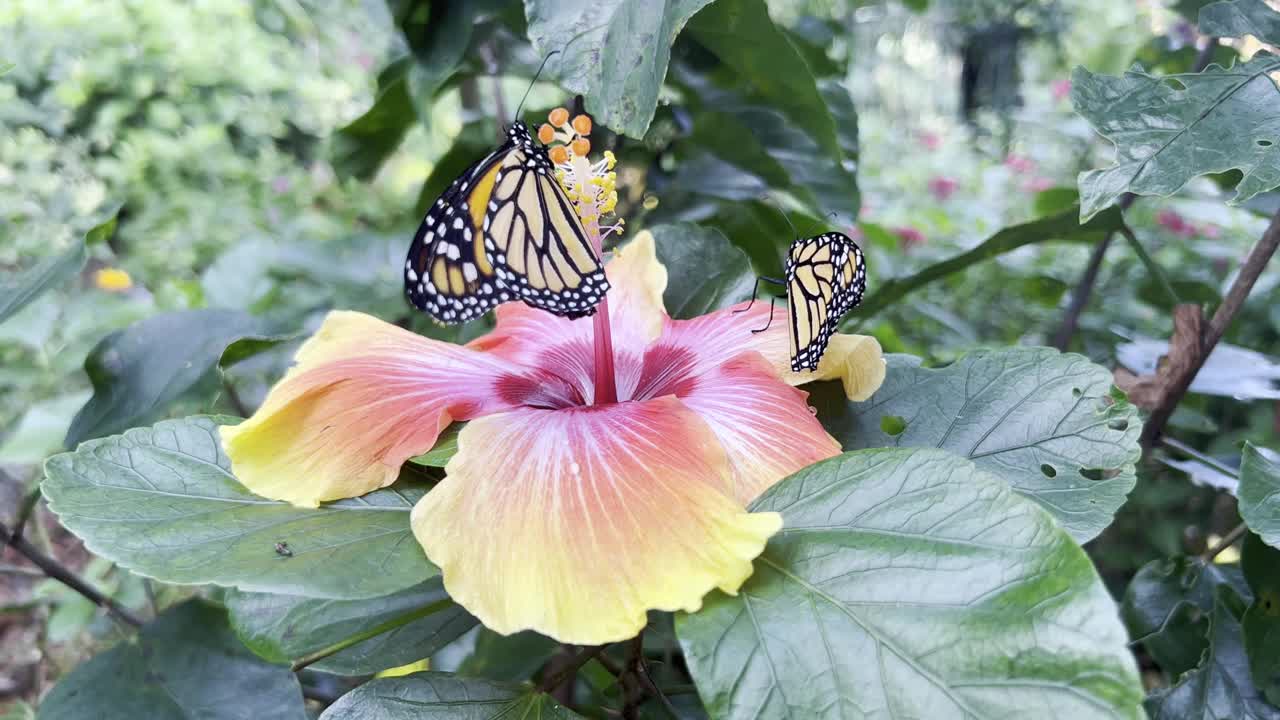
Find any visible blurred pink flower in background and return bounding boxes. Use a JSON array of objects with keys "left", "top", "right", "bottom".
[
  {"left": 928, "top": 176, "right": 959, "bottom": 201},
  {"left": 918, "top": 131, "right": 942, "bottom": 151},
  {"left": 1021, "top": 177, "right": 1055, "bottom": 193},
  {"left": 1004, "top": 154, "right": 1035, "bottom": 174},
  {"left": 1157, "top": 209, "right": 1198, "bottom": 237},
  {"left": 1051, "top": 79, "right": 1073, "bottom": 102},
  {"left": 895, "top": 226, "right": 925, "bottom": 250}
]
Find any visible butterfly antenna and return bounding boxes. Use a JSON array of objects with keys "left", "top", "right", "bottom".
[
  {"left": 762, "top": 195, "right": 801, "bottom": 240},
  {"left": 514, "top": 50, "right": 561, "bottom": 124}
]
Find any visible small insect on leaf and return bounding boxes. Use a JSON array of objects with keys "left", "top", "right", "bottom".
[{"left": 274, "top": 541, "right": 292, "bottom": 557}]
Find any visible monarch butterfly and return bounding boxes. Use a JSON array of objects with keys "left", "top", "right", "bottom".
[
  {"left": 404, "top": 120, "right": 610, "bottom": 324},
  {"left": 741, "top": 228, "right": 867, "bottom": 372}
]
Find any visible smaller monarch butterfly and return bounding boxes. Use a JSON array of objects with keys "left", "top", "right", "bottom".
[
  {"left": 404, "top": 54, "right": 609, "bottom": 324},
  {"left": 739, "top": 213, "right": 867, "bottom": 372}
]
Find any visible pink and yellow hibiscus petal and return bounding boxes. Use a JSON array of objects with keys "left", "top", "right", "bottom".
[
  {"left": 662, "top": 300, "right": 886, "bottom": 400},
  {"left": 681, "top": 353, "right": 842, "bottom": 504},
  {"left": 410, "top": 396, "right": 780, "bottom": 645},
  {"left": 468, "top": 230, "right": 668, "bottom": 365},
  {"left": 220, "top": 311, "right": 524, "bottom": 508}
]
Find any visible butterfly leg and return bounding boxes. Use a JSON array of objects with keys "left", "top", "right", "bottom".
[
  {"left": 751, "top": 302, "right": 776, "bottom": 334},
  {"left": 736, "top": 276, "right": 785, "bottom": 314}
]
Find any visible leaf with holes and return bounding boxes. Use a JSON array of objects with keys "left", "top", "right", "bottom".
[
  {"left": 810, "top": 347, "right": 1142, "bottom": 542},
  {"left": 318, "top": 673, "right": 580, "bottom": 719},
  {"left": 37, "top": 599, "right": 305, "bottom": 720},
  {"left": 1240, "top": 443, "right": 1280, "bottom": 548},
  {"left": 524, "top": 0, "right": 715, "bottom": 138},
  {"left": 650, "top": 223, "right": 756, "bottom": 319},
  {"left": 226, "top": 579, "right": 475, "bottom": 676},
  {"left": 43, "top": 416, "right": 435, "bottom": 599},
  {"left": 677, "top": 448, "right": 1144, "bottom": 720},
  {"left": 1072, "top": 34, "right": 1280, "bottom": 220}
]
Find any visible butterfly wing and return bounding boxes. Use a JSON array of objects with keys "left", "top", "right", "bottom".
[
  {"left": 405, "top": 145, "right": 511, "bottom": 324},
  {"left": 785, "top": 232, "right": 866, "bottom": 371},
  {"left": 482, "top": 138, "right": 610, "bottom": 320}
]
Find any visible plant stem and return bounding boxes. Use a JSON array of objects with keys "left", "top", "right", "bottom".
[
  {"left": 1117, "top": 223, "right": 1180, "bottom": 307},
  {"left": 536, "top": 645, "right": 606, "bottom": 694},
  {"left": 0, "top": 521, "right": 144, "bottom": 627},
  {"left": 289, "top": 597, "right": 454, "bottom": 671},
  {"left": 1141, "top": 208, "right": 1280, "bottom": 450},
  {"left": 1203, "top": 522, "right": 1247, "bottom": 562},
  {"left": 1160, "top": 436, "right": 1239, "bottom": 479}
]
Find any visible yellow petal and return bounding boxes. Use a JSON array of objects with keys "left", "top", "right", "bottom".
[{"left": 411, "top": 396, "right": 779, "bottom": 644}]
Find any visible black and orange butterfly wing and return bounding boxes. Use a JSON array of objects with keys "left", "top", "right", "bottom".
[
  {"left": 404, "top": 122, "right": 609, "bottom": 323},
  {"left": 404, "top": 143, "right": 510, "bottom": 323},
  {"left": 785, "top": 232, "right": 866, "bottom": 371},
  {"left": 482, "top": 126, "right": 609, "bottom": 319}
]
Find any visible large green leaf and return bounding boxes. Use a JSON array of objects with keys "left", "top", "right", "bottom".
[
  {"left": 524, "top": 0, "right": 714, "bottom": 138},
  {"left": 64, "top": 309, "right": 285, "bottom": 448},
  {"left": 811, "top": 347, "right": 1142, "bottom": 542},
  {"left": 1123, "top": 556, "right": 1249, "bottom": 678},
  {"left": 0, "top": 209, "right": 117, "bottom": 327},
  {"left": 1243, "top": 533, "right": 1280, "bottom": 708},
  {"left": 319, "top": 673, "right": 580, "bottom": 719},
  {"left": 649, "top": 223, "right": 755, "bottom": 319},
  {"left": 43, "top": 416, "right": 435, "bottom": 599},
  {"left": 851, "top": 206, "right": 1123, "bottom": 319},
  {"left": 686, "top": 0, "right": 841, "bottom": 157},
  {"left": 1073, "top": 19, "right": 1280, "bottom": 221},
  {"left": 1146, "top": 585, "right": 1280, "bottom": 719},
  {"left": 37, "top": 599, "right": 304, "bottom": 720},
  {"left": 227, "top": 579, "right": 475, "bottom": 676},
  {"left": 1241, "top": 443, "right": 1280, "bottom": 547},
  {"left": 677, "top": 448, "right": 1144, "bottom": 720}
]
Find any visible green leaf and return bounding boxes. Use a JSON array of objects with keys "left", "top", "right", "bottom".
[
  {"left": 852, "top": 206, "right": 1123, "bottom": 319},
  {"left": 414, "top": 121, "right": 498, "bottom": 217},
  {"left": 401, "top": 1, "right": 508, "bottom": 118},
  {"left": 677, "top": 448, "right": 1144, "bottom": 720},
  {"left": 1201, "top": 0, "right": 1280, "bottom": 45},
  {"left": 409, "top": 423, "right": 463, "bottom": 467},
  {"left": 1072, "top": 49, "right": 1280, "bottom": 220},
  {"left": 226, "top": 579, "right": 475, "bottom": 676},
  {"left": 64, "top": 309, "right": 285, "bottom": 449},
  {"left": 43, "top": 416, "right": 435, "bottom": 599},
  {"left": 37, "top": 599, "right": 304, "bottom": 720},
  {"left": 456, "top": 628, "right": 559, "bottom": 682},
  {"left": 1123, "top": 556, "right": 1248, "bottom": 678},
  {"left": 649, "top": 223, "right": 756, "bottom": 319},
  {"left": 0, "top": 209, "right": 117, "bottom": 327},
  {"left": 319, "top": 673, "right": 580, "bottom": 719},
  {"left": 332, "top": 59, "right": 416, "bottom": 180},
  {"left": 811, "top": 347, "right": 1142, "bottom": 542},
  {"left": 524, "top": 0, "right": 715, "bottom": 139},
  {"left": 687, "top": 0, "right": 841, "bottom": 157},
  {"left": 1241, "top": 443, "right": 1280, "bottom": 547},
  {"left": 1146, "top": 585, "right": 1280, "bottom": 719},
  {"left": 1243, "top": 532, "right": 1280, "bottom": 707},
  {"left": 0, "top": 392, "right": 90, "bottom": 464}
]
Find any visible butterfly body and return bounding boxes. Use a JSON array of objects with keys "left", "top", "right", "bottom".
[
  {"left": 405, "top": 121, "right": 609, "bottom": 324},
  {"left": 782, "top": 232, "right": 866, "bottom": 372}
]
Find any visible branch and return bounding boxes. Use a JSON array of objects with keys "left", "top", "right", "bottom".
[
  {"left": 1140, "top": 208, "right": 1280, "bottom": 449},
  {"left": 1203, "top": 522, "right": 1247, "bottom": 562},
  {"left": 0, "top": 520, "right": 144, "bottom": 627}
]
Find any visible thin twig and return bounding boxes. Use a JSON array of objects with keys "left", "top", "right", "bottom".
[
  {"left": 621, "top": 635, "right": 645, "bottom": 720},
  {"left": 0, "top": 521, "right": 144, "bottom": 627},
  {"left": 0, "top": 563, "right": 44, "bottom": 577},
  {"left": 10, "top": 485, "right": 42, "bottom": 541},
  {"left": 1141, "top": 208, "right": 1280, "bottom": 449},
  {"left": 1203, "top": 522, "right": 1247, "bottom": 561},
  {"left": 1160, "top": 436, "right": 1240, "bottom": 479},
  {"left": 290, "top": 597, "right": 454, "bottom": 671},
  {"left": 628, "top": 651, "right": 680, "bottom": 719},
  {"left": 1117, "top": 223, "right": 1180, "bottom": 306},
  {"left": 536, "top": 645, "right": 606, "bottom": 694}
]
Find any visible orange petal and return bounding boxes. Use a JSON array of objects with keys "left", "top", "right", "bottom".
[
  {"left": 220, "top": 311, "right": 525, "bottom": 507},
  {"left": 680, "top": 353, "right": 841, "bottom": 504},
  {"left": 411, "top": 396, "right": 780, "bottom": 644}
]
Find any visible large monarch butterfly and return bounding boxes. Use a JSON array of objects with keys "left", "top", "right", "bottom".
[
  {"left": 741, "top": 226, "right": 867, "bottom": 372},
  {"left": 403, "top": 120, "right": 610, "bottom": 324}
]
